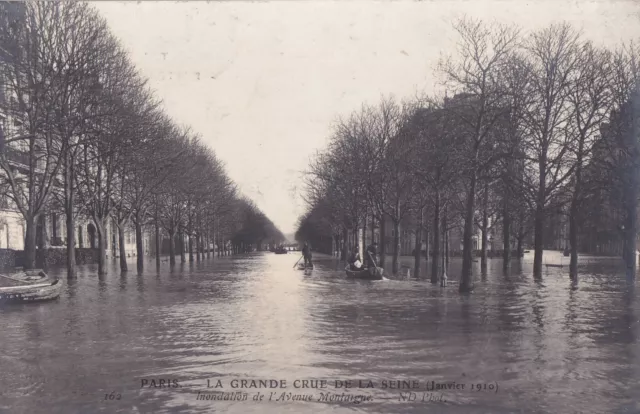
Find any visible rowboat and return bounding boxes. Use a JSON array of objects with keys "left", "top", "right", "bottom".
[
  {"left": 297, "top": 263, "right": 313, "bottom": 270},
  {"left": 345, "top": 266, "right": 384, "bottom": 280},
  {"left": 0, "top": 270, "right": 62, "bottom": 303}
]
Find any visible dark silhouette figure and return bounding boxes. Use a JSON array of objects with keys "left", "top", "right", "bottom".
[{"left": 302, "top": 242, "right": 313, "bottom": 267}]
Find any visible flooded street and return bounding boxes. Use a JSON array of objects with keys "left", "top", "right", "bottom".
[{"left": 1, "top": 252, "right": 640, "bottom": 414}]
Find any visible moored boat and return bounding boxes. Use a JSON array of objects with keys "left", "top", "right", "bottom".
[
  {"left": 345, "top": 266, "right": 384, "bottom": 280},
  {"left": 0, "top": 270, "right": 62, "bottom": 304},
  {"left": 297, "top": 263, "right": 313, "bottom": 270}
]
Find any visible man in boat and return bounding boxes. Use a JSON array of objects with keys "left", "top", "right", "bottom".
[
  {"left": 348, "top": 246, "right": 362, "bottom": 271},
  {"left": 302, "top": 242, "right": 313, "bottom": 267},
  {"left": 365, "top": 242, "right": 378, "bottom": 269}
]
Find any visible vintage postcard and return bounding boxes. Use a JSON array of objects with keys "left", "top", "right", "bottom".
[{"left": 0, "top": 1, "right": 639, "bottom": 413}]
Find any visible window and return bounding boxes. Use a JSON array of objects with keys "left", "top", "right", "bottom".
[{"left": 51, "top": 214, "right": 57, "bottom": 239}]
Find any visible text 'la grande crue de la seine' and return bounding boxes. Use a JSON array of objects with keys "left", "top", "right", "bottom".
[{"left": 139, "top": 378, "right": 500, "bottom": 404}]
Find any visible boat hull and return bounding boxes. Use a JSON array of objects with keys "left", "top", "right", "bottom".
[
  {"left": 0, "top": 270, "right": 62, "bottom": 304},
  {"left": 345, "top": 267, "right": 384, "bottom": 280},
  {"left": 0, "top": 279, "right": 62, "bottom": 303},
  {"left": 297, "top": 264, "right": 313, "bottom": 270}
]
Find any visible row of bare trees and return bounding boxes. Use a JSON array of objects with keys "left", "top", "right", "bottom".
[
  {"left": 0, "top": 2, "right": 283, "bottom": 277},
  {"left": 299, "top": 17, "right": 640, "bottom": 290}
]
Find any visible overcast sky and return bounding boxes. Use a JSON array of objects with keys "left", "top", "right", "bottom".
[{"left": 93, "top": 0, "right": 639, "bottom": 236}]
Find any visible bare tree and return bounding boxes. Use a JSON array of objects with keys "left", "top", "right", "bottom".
[
  {"left": 0, "top": 2, "right": 65, "bottom": 269},
  {"left": 77, "top": 46, "right": 141, "bottom": 276},
  {"left": 408, "top": 99, "right": 463, "bottom": 282},
  {"left": 565, "top": 42, "right": 612, "bottom": 280},
  {"left": 521, "top": 23, "right": 581, "bottom": 276},
  {"left": 596, "top": 42, "right": 640, "bottom": 279},
  {"left": 437, "top": 16, "right": 520, "bottom": 292}
]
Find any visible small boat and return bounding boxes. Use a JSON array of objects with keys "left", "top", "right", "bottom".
[
  {"left": 0, "top": 270, "right": 62, "bottom": 303},
  {"left": 274, "top": 249, "right": 288, "bottom": 254},
  {"left": 345, "top": 266, "right": 384, "bottom": 280},
  {"left": 545, "top": 264, "right": 563, "bottom": 268},
  {"left": 297, "top": 263, "right": 313, "bottom": 270}
]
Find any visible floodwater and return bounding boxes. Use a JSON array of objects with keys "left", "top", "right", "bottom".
[{"left": 1, "top": 251, "right": 639, "bottom": 414}]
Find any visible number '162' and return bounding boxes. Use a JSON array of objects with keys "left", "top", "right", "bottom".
[{"left": 105, "top": 392, "right": 122, "bottom": 400}]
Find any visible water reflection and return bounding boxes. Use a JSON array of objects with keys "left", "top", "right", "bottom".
[{"left": 0, "top": 253, "right": 638, "bottom": 413}]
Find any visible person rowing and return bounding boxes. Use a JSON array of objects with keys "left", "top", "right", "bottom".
[
  {"left": 302, "top": 242, "right": 313, "bottom": 267},
  {"left": 365, "top": 241, "right": 378, "bottom": 269}
]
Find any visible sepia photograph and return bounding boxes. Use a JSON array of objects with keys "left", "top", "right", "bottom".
[{"left": 0, "top": 0, "right": 639, "bottom": 413}]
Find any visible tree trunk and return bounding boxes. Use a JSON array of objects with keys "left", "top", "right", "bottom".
[
  {"left": 331, "top": 235, "right": 336, "bottom": 257},
  {"left": 154, "top": 205, "right": 161, "bottom": 269},
  {"left": 96, "top": 219, "right": 107, "bottom": 276},
  {"left": 533, "top": 162, "right": 546, "bottom": 276},
  {"left": 460, "top": 172, "right": 477, "bottom": 293},
  {"left": 188, "top": 234, "right": 194, "bottom": 262},
  {"left": 179, "top": 230, "right": 186, "bottom": 263},
  {"left": 516, "top": 233, "right": 524, "bottom": 259},
  {"left": 392, "top": 219, "right": 400, "bottom": 275},
  {"left": 425, "top": 229, "right": 429, "bottom": 267},
  {"left": 481, "top": 180, "right": 489, "bottom": 273},
  {"left": 169, "top": 229, "right": 176, "bottom": 266},
  {"left": 502, "top": 198, "right": 511, "bottom": 271},
  {"left": 431, "top": 192, "right": 440, "bottom": 284},
  {"left": 342, "top": 227, "right": 348, "bottom": 262},
  {"left": 445, "top": 207, "right": 450, "bottom": 269},
  {"left": 414, "top": 208, "right": 422, "bottom": 278},
  {"left": 135, "top": 218, "right": 144, "bottom": 273},
  {"left": 66, "top": 211, "right": 76, "bottom": 277},
  {"left": 371, "top": 216, "right": 375, "bottom": 246},
  {"left": 569, "top": 199, "right": 579, "bottom": 280},
  {"left": 36, "top": 215, "right": 47, "bottom": 271},
  {"left": 363, "top": 213, "right": 368, "bottom": 250},
  {"left": 379, "top": 215, "right": 386, "bottom": 268},
  {"left": 23, "top": 214, "right": 37, "bottom": 270},
  {"left": 517, "top": 214, "right": 525, "bottom": 259},
  {"left": 624, "top": 201, "right": 637, "bottom": 279},
  {"left": 569, "top": 145, "right": 585, "bottom": 280},
  {"left": 63, "top": 154, "right": 76, "bottom": 277},
  {"left": 118, "top": 225, "right": 127, "bottom": 272},
  {"left": 206, "top": 231, "right": 210, "bottom": 258},
  {"left": 533, "top": 203, "right": 544, "bottom": 276},
  {"left": 441, "top": 207, "right": 448, "bottom": 287}
]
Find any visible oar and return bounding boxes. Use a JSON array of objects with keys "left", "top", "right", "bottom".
[
  {"left": 367, "top": 251, "right": 381, "bottom": 277},
  {"left": 293, "top": 255, "right": 303, "bottom": 268}
]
